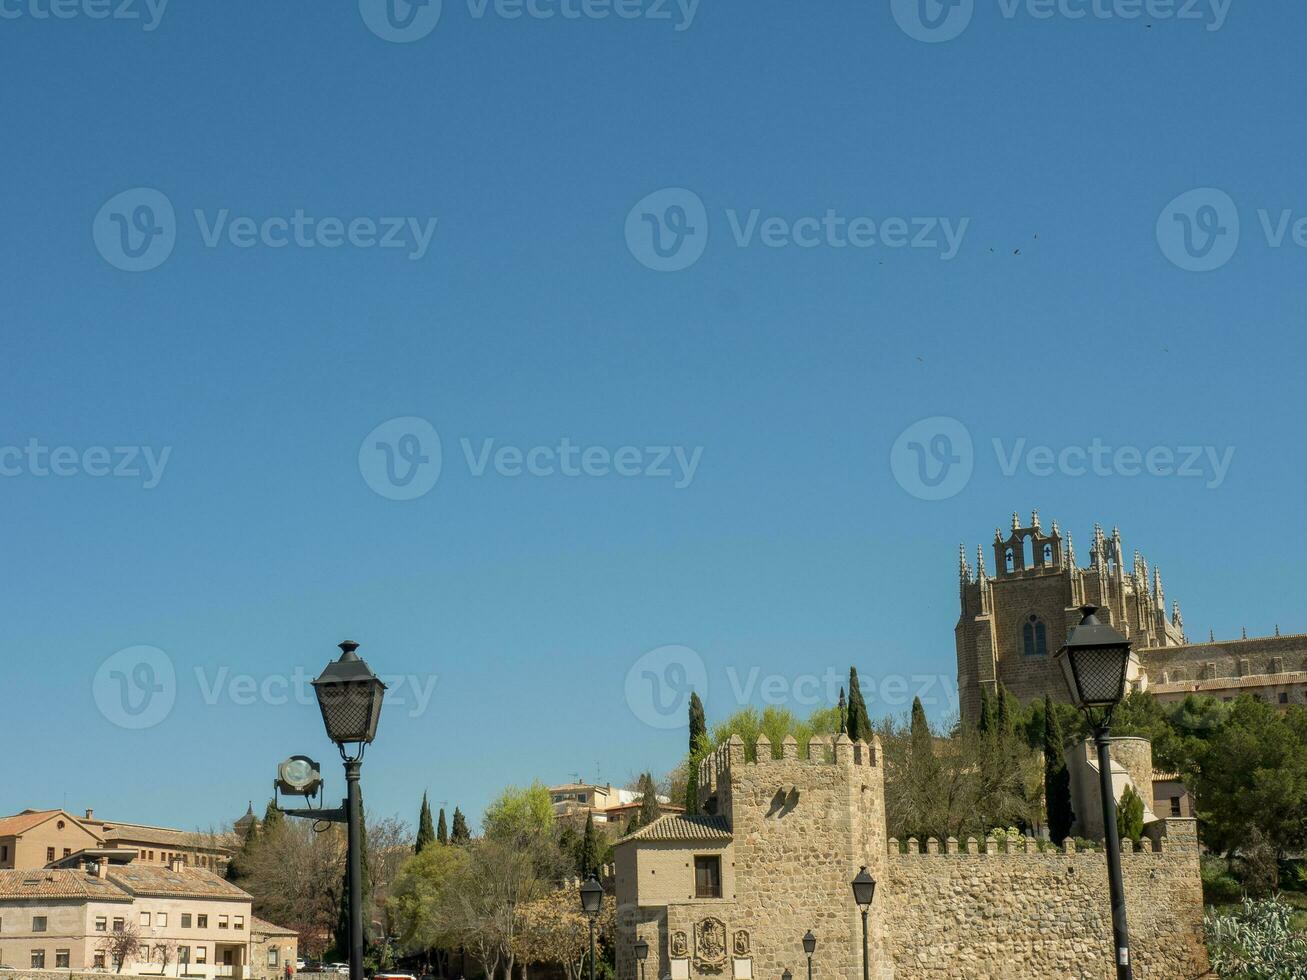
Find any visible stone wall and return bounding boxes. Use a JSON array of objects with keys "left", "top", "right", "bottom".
[{"left": 885, "top": 820, "right": 1210, "bottom": 980}]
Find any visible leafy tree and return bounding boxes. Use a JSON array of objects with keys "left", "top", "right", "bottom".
[
  {"left": 484, "top": 783, "right": 556, "bottom": 844},
  {"left": 450, "top": 807, "right": 470, "bottom": 845},
  {"left": 1193, "top": 698, "right": 1307, "bottom": 889},
  {"left": 577, "top": 811, "right": 602, "bottom": 879},
  {"left": 1116, "top": 784, "right": 1145, "bottom": 844},
  {"left": 226, "top": 813, "right": 261, "bottom": 883},
  {"left": 710, "top": 705, "right": 841, "bottom": 760},
  {"left": 436, "top": 807, "right": 449, "bottom": 846},
  {"left": 416, "top": 793, "right": 436, "bottom": 854},
  {"left": 847, "top": 667, "right": 872, "bottom": 743},
  {"left": 514, "top": 886, "right": 616, "bottom": 980},
  {"left": 387, "top": 841, "right": 471, "bottom": 955},
  {"left": 1043, "top": 695, "right": 1075, "bottom": 844}
]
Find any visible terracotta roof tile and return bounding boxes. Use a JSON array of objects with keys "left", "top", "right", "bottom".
[
  {"left": 0, "top": 869, "right": 131, "bottom": 901},
  {"left": 616, "top": 814, "right": 731, "bottom": 845},
  {"left": 107, "top": 865, "right": 250, "bottom": 900}
]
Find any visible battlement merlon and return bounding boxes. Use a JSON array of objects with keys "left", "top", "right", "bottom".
[{"left": 699, "top": 732, "right": 882, "bottom": 786}]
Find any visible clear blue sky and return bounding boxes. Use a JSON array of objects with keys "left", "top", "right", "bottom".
[{"left": 3, "top": 1, "right": 1304, "bottom": 834}]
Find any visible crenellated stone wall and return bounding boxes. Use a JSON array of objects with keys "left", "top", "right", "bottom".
[{"left": 885, "top": 819, "right": 1209, "bottom": 979}]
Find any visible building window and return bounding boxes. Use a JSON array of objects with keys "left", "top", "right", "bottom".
[
  {"left": 1022, "top": 616, "right": 1048, "bottom": 657},
  {"left": 234, "top": 916, "right": 244, "bottom": 930},
  {"left": 141, "top": 913, "right": 152, "bottom": 927},
  {"left": 94, "top": 953, "right": 107, "bottom": 970},
  {"left": 182, "top": 914, "right": 192, "bottom": 929},
  {"left": 1281, "top": 693, "right": 1291, "bottom": 705},
  {"left": 32, "top": 917, "right": 47, "bottom": 933},
  {"left": 1, "top": 844, "right": 8, "bottom": 862},
  {"left": 63, "top": 848, "right": 72, "bottom": 858},
  {"left": 157, "top": 913, "right": 168, "bottom": 928},
  {"left": 268, "top": 948, "right": 280, "bottom": 967},
  {"left": 1170, "top": 796, "right": 1182, "bottom": 817},
  {"left": 46, "top": 847, "right": 55, "bottom": 863},
  {"left": 197, "top": 915, "right": 208, "bottom": 929},
  {"left": 57, "top": 821, "right": 65, "bottom": 830},
  {"left": 218, "top": 916, "right": 229, "bottom": 929},
  {"left": 95, "top": 917, "right": 107, "bottom": 932},
  {"left": 195, "top": 947, "right": 207, "bottom": 965},
  {"left": 31, "top": 950, "right": 45, "bottom": 969},
  {"left": 694, "top": 856, "right": 722, "bottom": 898},
  {"left": 179, "top": 947, "right": 191, "bottom": 969},
  {"left": 56, "top": 950, "right": 70, "bottom": 968},
  {"left": 113, "top": 918, "right": 125, "bottom": 933}
]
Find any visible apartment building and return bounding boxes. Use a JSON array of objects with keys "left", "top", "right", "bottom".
[
  {"left": 0, "top": 853, "right": 295, "bottom": 979},
  {"left": 0, "top": 810, "right": 235, "bottom": 874}
]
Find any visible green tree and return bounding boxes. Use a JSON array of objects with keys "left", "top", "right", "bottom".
[
  {"left": 415, "top": 793, "right": 436, "bottom": 854},
  {"left": 685, "top": 692, "right": 708, "bottom": 814},
  {"left": 1193, "top": 698, "right": 1307, "bottom": 889},
  {"left": 632, "top": 773, "right": 660, "bottom": 832},
  {"left": 387, "top": 841, "right": 471, "bottom": 955},
  {"left": 1116, "top": 784, "right": 1145, "bottom": 844},
  {"left": 450, "top": 807, "right": 470, "bottom": 845},
  {"left": 262, "top": 800, "right": 285, "bottom": 835},
  {"left": 334, "top": 797, "right": 374, "bottom": 957},
  {"left": 978, "top": 686, "right": 996, "bottom": 736},
  {"left": 847, "top": 667, "right": 872, "bottom": 743},
  {"left": 436, "top": 807, "right": 449, "bottom": 846},
  {"left": 1043, "top": 695, "right": 1075, "bottom": 844},
  {"left": 483, "top": 783, "right": 555, "bottom": 844},
  {"left": 837, "top": 687, "right": 848, "bottom": 735},
  {"left": 577, "top": 811, "right": 602, "bottom": 878},
  {"left": 226, "top": 814, "right": 260, "bottom": 883}
]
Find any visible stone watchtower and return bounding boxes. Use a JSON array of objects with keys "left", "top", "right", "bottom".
[
  {"left": 613, "top": 733, "right": 893, "bottom": 980},
  {"left": 956, "top": 512, "right": 1186, "bottom": 723}
]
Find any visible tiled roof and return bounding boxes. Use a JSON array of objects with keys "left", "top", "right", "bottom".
[
  {"left": 0, "top": 809, "right": 70, "bottom": 838},
  {"left": 617, "top": 814, "right": 731, "bottom": 844},
  {"left": 93, "top": 820, "right": 236, "bottom": 851},
  {"left": 251, "top": 917, "right": 298, "bottom": 937},
  {"left": 107, "top": 865, "right": 250, "bottom": 900},
  {"left": 0, "top": 869, "right": 131, "bottom": 902},
  {"left": 1149, "top": 671, "right": 1307, "bottom": 694}
]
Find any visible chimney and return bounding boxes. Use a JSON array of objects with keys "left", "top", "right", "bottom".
[
  {"left": 85, "top": 809, "right": 94, "bottom": 820},
  {"left": 169, "top": 856, "right": 185, "bottom": 872},
  {"left": 90, "top": 859, "right": 109, "bottom": 879}
]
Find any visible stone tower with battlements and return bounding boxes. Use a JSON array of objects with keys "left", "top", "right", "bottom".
[{"left": 956, "top": 511, "right": 1187, "bottom": 724}]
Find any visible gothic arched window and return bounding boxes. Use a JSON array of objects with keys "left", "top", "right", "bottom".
[{"left": 1022, "top": 615, "right": 1048, "bottom": 657}]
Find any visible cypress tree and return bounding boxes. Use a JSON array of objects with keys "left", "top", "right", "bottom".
[
  {"left": 578, "top": 811, "right": 602, "bottom": 878},
  {"left": 1117, "top": 784, "right": 1145, "bottom": 844},
  {"left": 450, "top": 807, "right": 470, "bottom": 844},
  {"left": 847, "top": 667, "right": 872, "bottom": 743},
  {"left": 436, "top": 807, "right": 448, "bottom": 846},
  {"left": 838, "top": 687, "right": 848, "bottom": 735},
  {"left": 415, "top": 792, "right": 436, "bottom": 853},
  {"left": 262, "top": 800, "right": 284, "bottom": 834},
  {"left": 996, "top": 683, "right": 1012, "bottom": 736},
  {"left": 334, "top": 798, "right": 373, "bottom": 957},
  {"left": 686, "top": 692, "right": 707, "bottom": 814},
  {"left": 1043, "top": 695, "right": 1075, "bottom": 844},
  {"left": 637, "top": 773, "right": 661, "bottom": 828},
  {"left": 979, "top": 686, "right": 996, "bottom": 735}
]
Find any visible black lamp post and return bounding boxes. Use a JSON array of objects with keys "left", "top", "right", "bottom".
[
  {"left": 311, "top": 641, "right": 387, "bottom": 980},
  {"left": 1055, "top": 605, "right": 1134, "bottom": 980},
  {"left": 801, "top": 931, "right": 816, "bottom": 980},
  {"left": 580, "top": 875, "right": 603, "bottom": 980},
  {"left": 851, "top": 867, "right": 876, "bottom": 980},
  {"left": 633, "top": 939, "right": 648, "bottom": 980}
]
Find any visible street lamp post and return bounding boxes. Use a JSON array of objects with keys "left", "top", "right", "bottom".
[
  {"left": 851, "top": 867, "right": 876, "bottom": 980},
  {"left": 1055, "top": 605, "right": 1135, "bottom": 980},
  {"left": 801, "top": 931, "right": 815, "bottom": 980},
  {"left": 580, "top": 875, "right": 603, "bottom": 980},
  {"left": 633, "top": 939, "right": 648, "bottom": 980},
  {"left": 310, "top": 641, "right": 388, "bottom": 980}
]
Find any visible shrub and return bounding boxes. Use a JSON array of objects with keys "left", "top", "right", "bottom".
[
  {"left": 1203, "top": 856, "right": 1244, "bottom": 906},
  {"left": 1205, "top": 896, "right": 1307, "bottom": 979}
]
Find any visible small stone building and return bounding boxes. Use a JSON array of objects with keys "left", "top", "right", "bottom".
[{"left": 614, "top": 733, "right": 1209, "bottom": 980}]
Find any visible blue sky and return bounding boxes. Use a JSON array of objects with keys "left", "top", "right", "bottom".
[{"left": 2, "top": 0, "right": 1304, "bottom": 834}]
